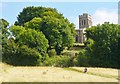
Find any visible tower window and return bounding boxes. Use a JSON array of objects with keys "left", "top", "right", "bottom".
[
  {"left": 82, "top": 20, "right": 84, "bottom": 26},
  {"left": 84, "top": 20, "right": 86, "bottom": 25}
]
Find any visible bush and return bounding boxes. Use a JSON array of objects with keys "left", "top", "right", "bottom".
[
  {"left": 48, "top": 49, "right": 56, "bottom": 57},
  {"left": 44, "top": 55, "right": 75, "bottom": 67},
  {"left": 62, "top": 51, "right": 76, "bottom": 57},
  {"left": 3, "top": 41, "right": 42, "bottom": 66},
  {"left": 76, "top": 49, "right": 90, "bottom": 67},
  {"left": 43, "top": 56, "right": 60, "bottom": 66},
  {"left": 57, "top": 55, "right": 72, "bottom": 67}
]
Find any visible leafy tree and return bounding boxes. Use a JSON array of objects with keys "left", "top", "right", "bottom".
[
  {"left": 15, "top": 6, "right": 76, "bottom": 55},
  {"left": 3, "top": 25, "right": 49, "bottom": 65},
  {"left": 10, "top": 25, "right": 49, "bottom": 55},
  {"left": 24, "top": 17, "right": 75, "bottom": 55},
  {"left": 85, "top": 22, "right": 120, "bottom": 68},
  {"left": 15, "top": 6, "right": 63, "bottom": 26}
]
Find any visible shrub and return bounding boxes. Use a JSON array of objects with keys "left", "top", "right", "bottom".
[
  {"left": 76, "top": 49, "right": 90, "bottom": 67},
  {"left": 62, "top": 51, "right": 76, "bottom": 57},
  {"left": 48, "top": 49, "right": 56, "bottom": 57},
  {"left": 3, "top": 40, "right": 42, "bottom": 66},
  {"left": 43, "top": 56, "right": 61, "bottom": 66},
  {"left": 43, "top": 55, "right": 75, "bottom": 67},
  {"left": 57, "top": 55, "right": 72, "bottom": 67}
]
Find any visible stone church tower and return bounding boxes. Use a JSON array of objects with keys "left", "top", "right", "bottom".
[{"left": 75, "top": 13, "right": 92, "bottom": 43}]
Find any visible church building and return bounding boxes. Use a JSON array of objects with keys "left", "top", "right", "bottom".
[{"left": 75, "top": 13, "right": 92, "bottom": 43}]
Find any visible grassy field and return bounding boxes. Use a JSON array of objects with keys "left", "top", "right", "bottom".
[{"left": 0, "top": 63, "right": 119, "bottom": 82}]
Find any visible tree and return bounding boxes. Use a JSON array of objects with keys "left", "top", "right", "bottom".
[
  {"left": 3, "top": 25, "right": 49, "bottom": 65},
  {"left": 24, "top": 16, "right": 75, "bottom": 55},
  {"left": 15, "top": 6, "right": 63, "bottom": 26},
  {"left": 17, "top": 6, "right": 76, "bottom": 55},
  {"left": 10, "top": 25, "right": 49, "bottom": 56},
  {"left": 85, "top": 22, "right": 120, "bottom": 68}
]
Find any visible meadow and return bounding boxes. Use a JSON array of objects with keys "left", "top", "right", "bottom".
[{"left": 0, "top": 63, "right": 118, "bottom": 82}]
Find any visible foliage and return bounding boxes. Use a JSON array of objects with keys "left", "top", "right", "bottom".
[
  {"left": 62, "top": 51, "right": 76, "bottom": 57},
  {"left": 10, "top": 25, "right": 49, "bottom": 55},
  {"left": 15, "top": 6, "right": 63, "bottom": 26},
  {"left": 0, "top": 19, "right": 10, "bottom": 45},
  {"left": 43, "top": 56, "right": 60, "bottom": 66},
  {"left": 76, "top": 49, "right": 90, "bottom": 67},
  {"left": 57, "top": 55, "right": 73, "bottom": 67},
  {"left": 24, "top": 17, "right": 75, "bottom": 55},
  {"left": 44, "top": 55, "right": 75, "bottom": 67},
  {"left": 16, "top": 6, "right": 76, "bottom": 55},
  {"left": 3, "top": 39, "right": 42, "bottom": 66},
  {"left": 85, "top": 22, "right": 120, "bottom": 68},
  {"left": 73, "top": 43, "right": 85, "bottom": 47},
  {"left": 0, "top": 19, "right": 10, "bottom": 62},
  {"left": 48, "top": 49, "right": 56, "bottom": 57}
]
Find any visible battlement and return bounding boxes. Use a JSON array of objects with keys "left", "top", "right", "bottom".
[
  {"left": 79, "top": 13, "right": 92, "bottom": 29},
  {"left": 79, "top": 13, "right": 91, "bottom": 18}
]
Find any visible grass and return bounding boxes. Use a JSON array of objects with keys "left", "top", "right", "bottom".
[
  {"left": 0, "top": 63, "right": 118, "bottom": 82},
  {"left": 64, "top": 67, "right": 118, "bottom": 80}
]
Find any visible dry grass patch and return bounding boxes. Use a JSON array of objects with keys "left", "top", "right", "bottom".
[
  {"left": 0, "top": 63, "right": 118, "bottom": 82},
  {"left": 69, "top": 67, "right": 118, "bottom": 79}
]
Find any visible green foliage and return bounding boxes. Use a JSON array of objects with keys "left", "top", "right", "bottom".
[
  {"left": 57, "top": 55, "right": 73, "bottom": 67},
  {"left": 24, "top": 17, "right": 42, "bottom": 30},
  {"left": 73, "top": 43, "right": 85, "bottom": 47},
  {"left": 16, "top": 6, "right": 76, "bottom": 55},
  {"left": 76, "top": 49, "right": 90, "bottom": 67},
  {"left": 43, "top": 56, "right": 60, "bottom": 66},
  {"left": 15, "top": 6, "right": 62, "bottom": 26},
  {"left": 3, "top": 39, "right": 42, "bottom": 66},
  {"left": 10, "top": 25, "right": 49, "bottom": 55},
  {"left": 24, "top": 16, "right": 75, "bottom": 55},
  {"left": 0, "top": 19, "right": 10, "bottom": 45},
  {"left": 48, "top": 49, "right": 56, "bottom": 57},
  {"left": 44, "top": 55, "right": 75, "bottom": 67},
  {"left": 62, "top": 51, "right": 76, "bottom": 57},
  {"left": 0, "top": 19, "right": 10, "bottom": 62},
  {"left": 0, "top": 18, "right": 9, "bottom": 28},
  {"left": 85, "top": 22, "right": 120, "bottom": 68}
]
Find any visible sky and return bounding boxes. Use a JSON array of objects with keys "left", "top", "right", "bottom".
[{"left": 0, "top": 2, "right": 119, "bottom": 29}]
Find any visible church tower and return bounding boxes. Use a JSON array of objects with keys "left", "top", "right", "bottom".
[{"left": 75, "top": 13, "right": 92, "bottom": 43}]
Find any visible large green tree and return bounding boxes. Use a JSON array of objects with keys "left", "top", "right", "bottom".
[
  {"left": 15, "top": 6, "right": 76, "bottom": 55},
  {"left": 15, "top": 6, "right": 63, "bottom": 26},
  {"left": 85, "top": 22, "right": 120, "bottom": 68},
  {"left": 24, "top": 17, "right": 75, "bottom": 55},
  {"left": 10, "top": 25, "right": 49, "bottom": 55}
]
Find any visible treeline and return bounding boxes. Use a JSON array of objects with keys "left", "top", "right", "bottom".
[{"left": 0, "top": 6, "right": 120, "bottom": 68}]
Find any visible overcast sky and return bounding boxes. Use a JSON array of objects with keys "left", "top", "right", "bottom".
[{"left": 0, "top": 2, "right": 118, "bottom": 28}]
